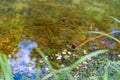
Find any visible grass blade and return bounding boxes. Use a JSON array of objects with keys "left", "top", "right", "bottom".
[
  {"left": 41, "top": 49, "right": 108, "bottom": 80},
  {"left": 89, "top": 31, "right": 120, "bottom": 43},
  {"left": 69, "top": 49, "right": 108, "bottom": 70},
  {"left": 35, "top": 48, "right": 58, "bottom": 80},
  {"left": 0, "top": 53, "right": 13, "bottom": 80},
  {"left": 110, "top": 16, "right": 120, "bottom": 23},
  {"left": 104, "top": 62, "right": 110, "bottom": 80}
]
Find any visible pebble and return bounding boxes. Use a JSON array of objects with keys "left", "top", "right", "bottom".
[
  {"left": 61, "top": 64, "right": 65, "bottom": 67},
  {"left": 84, "top": 66, "right": 88, "bottom": 69},
  {"left": 82, "top": 61, "right": 88, "bottom": 65},
  {"left": 87, "top": 57, "right": 92, "bottom": 61},
  {"left": 76, "top": 66, "right": 79, "bottom": 70},
  {"left": 83, "top": 50, "right": 88, "bottom": 55},
  {"left": 118, "top": 55, "right": 120, "bottom": 58},
  {"left": 56, "top": 55, "right": 62, "bottom": 60},
  {"left": 45, "top": 67, "right": 50, "bottom": 72},
  {"left": 62, "top": 49, "right": 67, "bottom": 54},
  {"left": 78, "top": 64, "right": 83, "bottom": 67},
  {"left": 67, "top": 51, "right": 72, "bottom": 55}
]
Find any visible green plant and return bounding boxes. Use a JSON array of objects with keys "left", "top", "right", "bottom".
[
  {"left": 0, "top": 30, "right": 120, "bottom": 80},
  {"left": 35, "top": 48, "right": 108, "bottom": 80},
  {"left": 0, "top": 53, "right": 13, "bottom": 80}
]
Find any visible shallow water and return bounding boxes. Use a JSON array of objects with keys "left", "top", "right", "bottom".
[{"left": 0, "top": 0, "right": 120, "bottom": 80}]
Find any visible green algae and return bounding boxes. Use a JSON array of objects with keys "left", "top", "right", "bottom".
[{"left": 0, "top": 0, "right": 120, "bottom": 55}]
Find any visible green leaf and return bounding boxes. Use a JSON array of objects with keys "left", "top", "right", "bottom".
[{"left": 110, "top": 16, "right": 120, "bottom": 23}]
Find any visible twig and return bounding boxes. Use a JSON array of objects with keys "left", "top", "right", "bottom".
[{"left": 75, "top": 32, "right": 112, "bottom": 50}]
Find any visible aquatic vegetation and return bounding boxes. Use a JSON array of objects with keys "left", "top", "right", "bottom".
[
  {"left": 0, "top": 33, "right": 119, "bottom": 80},
  {"left": 0, "top": 0, "right": 120, "bottom": 80},
  {"left": 1, "top": 0, "right": 120, "bottom": 54}
]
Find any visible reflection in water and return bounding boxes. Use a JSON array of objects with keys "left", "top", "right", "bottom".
[{"left": 8, "top": 40, "right": 50, "bottom": 80}]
